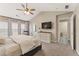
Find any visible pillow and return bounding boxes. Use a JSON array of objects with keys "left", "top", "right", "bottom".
[{"left": 0, "top": 36, "right": 5, "bottom": 44}]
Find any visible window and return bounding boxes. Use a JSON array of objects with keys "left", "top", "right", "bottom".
[
  {"left": 21, "top": 23, "right": 29, "bottom": 35},
  {"left": 0, "top": 21, "right": 8, "bottom": 37},
  {"left": 0, "top": 18, "right": 29, "bottom": 36},
  {"left": 21, "top": 23, "right": 26, "bottom": 34},
  {"left": 12, "top": 22, "right": 18, "bottom": 35}
]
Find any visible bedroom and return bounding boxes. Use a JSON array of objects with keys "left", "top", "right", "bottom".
[{"left": 0, "top": 3, "right": 79, "bottom": 56}]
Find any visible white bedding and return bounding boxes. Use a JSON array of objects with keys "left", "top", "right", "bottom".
[
  {"left": 0, "top": 45, "right": 5, "bottom": 56},
  {"left": 0, "top": 35, "right": 41, "bottom": 56},
  {"left": 5, "top": 38, "right": 21, "bottom": 56},
  {"left": 10, "top": 35, "right": 37, "bottom": 54},
  {"left": 0, "top": 38, "right": 21, "bottom": 56}
]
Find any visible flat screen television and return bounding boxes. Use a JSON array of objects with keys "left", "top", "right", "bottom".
[{"left": 41, "top": 22, "right": 52, "bottom": 29}]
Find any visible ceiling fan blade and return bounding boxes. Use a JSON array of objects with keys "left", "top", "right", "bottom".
[
  {"left": 30, "top": 9, "right": 36, "bottom": 11},
  {"left": 16, "top": 9, "right": 24, "bottom": 11},
  {"left": 21, "top": 4, "right": 25, "bottom": 9},
  {"left": 29, "top": 12, "right": 34, "bottom": 15},
  {"left": 26, "top": 3, "right": 28, "bottom": 9}
]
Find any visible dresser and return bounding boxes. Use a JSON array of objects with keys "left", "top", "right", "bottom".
[{"left": 39, "top": 31, "right": 52, "bottom": 43}]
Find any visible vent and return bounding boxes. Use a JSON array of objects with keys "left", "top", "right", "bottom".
[{"left": 65, "top": 5, "right": 69, "bottom": 9}]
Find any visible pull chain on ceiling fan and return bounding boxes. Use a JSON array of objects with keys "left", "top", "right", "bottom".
[{"left": 16, "top": 3, "right": 36, "bottom": 15}]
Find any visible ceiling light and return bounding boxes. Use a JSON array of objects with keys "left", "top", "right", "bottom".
[
  {"left": 24, "top": 11, "right": 30, "bottom": 15},
  {"left": 24, "top": 11, "right": 27, "bottom": 13},
  {"left": 16, "top": 3, "right": 35, "bottom": 15},
  {"left": 26, "top": 12, "right": 30, "bottom": 15}
]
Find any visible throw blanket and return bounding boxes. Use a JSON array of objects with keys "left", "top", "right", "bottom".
[{"left": 10, "top": 35, "right": 34, "bottom": 54}]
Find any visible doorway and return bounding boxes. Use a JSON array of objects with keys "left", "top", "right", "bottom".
[
  {"left": 58, "top": 20, "right": 70, "bottom": 45},
  {"left": 56, "top": 12, "right": 77, "bottom": 51}
]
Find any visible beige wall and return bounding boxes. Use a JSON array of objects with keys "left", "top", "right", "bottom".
[
  {"left": 74, "top": 4, "right": 79, "bottom": 55},
  {"left": 70, "top": 14, "right": 74, "bottom": 49},
  {"left": 30, "top": 12, "right": 67, "bottom": 42},
  {"left": 30, "top": 12, "right": 73, "bottom": 42},
  {"left": 30, "top": 12, "right": 59, "bottom": 42}
]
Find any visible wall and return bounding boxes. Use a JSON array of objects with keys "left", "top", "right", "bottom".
[
  {"left": 30, "top": 12, "right": 56, "bottom": 42},
  {"left": 74, "top": 4, "right": 79, "bottom": 55},
  {"left": 30, "top": 12, "right": 66, "bottom": 42},
  {"left": 70, "top": 14, "right": 74, "bottom": 49}
]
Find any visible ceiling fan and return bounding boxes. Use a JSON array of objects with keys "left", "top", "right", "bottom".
[{"left": 16, "top": 3, "right": 36, "bottom": 15}]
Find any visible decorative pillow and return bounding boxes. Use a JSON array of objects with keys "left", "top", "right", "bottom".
[{"left": 0, "top": 36, "right": 5, "bottom": 44}]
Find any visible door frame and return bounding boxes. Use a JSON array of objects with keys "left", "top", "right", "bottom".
[
  {"left": 73, "top": 15, "right": 76, "bottom": 50},
  {"left": 56, "top": 12, "right": 73, "bottom": 42},
  {"left": 56, "top": 12, "right": 76, "bottom": 50}
]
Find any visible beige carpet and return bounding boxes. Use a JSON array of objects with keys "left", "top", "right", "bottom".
[{"left": 34, "top": 42, "right": 78, "bottom": 56}]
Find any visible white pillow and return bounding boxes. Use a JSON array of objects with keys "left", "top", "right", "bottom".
[{"left": 0, "top": 36, "right": 5, "bottom": 44}]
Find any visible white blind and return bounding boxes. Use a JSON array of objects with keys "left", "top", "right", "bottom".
[
  {"left": 12, "top": 22, "right": 18, "bottom": 35},
  {"left": 0, "top": 21, "right": 8, "bottom": 37},
  {"left": 21, "top": 23, "right": 26, "bottom": 34}
]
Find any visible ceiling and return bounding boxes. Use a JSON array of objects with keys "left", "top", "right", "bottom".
[{"left": 0, "top": 3, "right": 78, "bottom": 21}]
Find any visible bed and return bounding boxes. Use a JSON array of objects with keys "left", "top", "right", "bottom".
[
  {"left": 0, "top": 35, "right": 41, "bottom": 56},
  {"left": 0, "top": 38, "right": 21, "bottom": 56}
]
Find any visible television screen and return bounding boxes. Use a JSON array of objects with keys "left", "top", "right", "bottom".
[{"left": 42, "top": 22, "right": 52, "bottom": 29}]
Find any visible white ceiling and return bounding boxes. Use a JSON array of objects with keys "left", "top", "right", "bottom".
[{"left": 0, "top": 3, "right": 78, "bottom": 21}]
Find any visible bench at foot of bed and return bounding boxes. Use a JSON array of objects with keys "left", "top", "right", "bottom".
[{"left": 21, "top": 45, "right": 42, "bottom": 56}]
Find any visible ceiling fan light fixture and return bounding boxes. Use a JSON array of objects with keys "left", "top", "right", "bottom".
[
  {"left": 16, "top": 3, "right": 35, "bottom": 15},
  {"left": 26, "top": 12, "right": 30, "bottom": 15},
  {"left": 24, "top": 11, "right": 30, "bottom": 15},
  {"left": 24, "top": 11, "right": 27, "bottom": 13}
]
